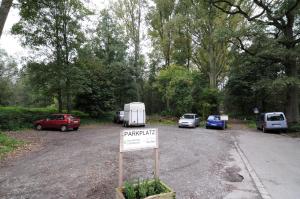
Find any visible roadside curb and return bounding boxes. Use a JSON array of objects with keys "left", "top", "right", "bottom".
[{"left": 232, "top": 137, "right": 272, "bottom": 199}]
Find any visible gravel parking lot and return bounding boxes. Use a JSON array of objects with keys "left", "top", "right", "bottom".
[{"left": 0, "top": 124, "right": 260, "bottom": 199}]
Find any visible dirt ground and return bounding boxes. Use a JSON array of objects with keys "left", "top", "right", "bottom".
[{"left": 0, "top": 124, "right": 259, "bottom": 199}]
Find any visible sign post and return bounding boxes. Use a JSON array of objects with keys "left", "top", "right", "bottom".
[
  {"left": 220, "top": 115, "right": 229, "bottom": 129},
  {"left": 119, "top": 128, "right": 159, "bottom": 187}
]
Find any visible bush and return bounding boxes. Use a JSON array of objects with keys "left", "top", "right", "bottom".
[{"left": 0, "top": 106, "right": 89, "bottom": 131}]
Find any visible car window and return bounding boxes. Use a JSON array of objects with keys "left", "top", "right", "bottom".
[
  {"left": 56, "top": 115, "right": 65, "bottom": 120},
  {"left": 195, "top": 114, "right": 199, "bottom": 118},
  {"left": 214, "top": 116, "right": 220, "bottom": 120},
  {"left": 183, "top": 114, "right": 194, "bottom": 119},
  {"left": 267, "top": 114, "right": 284, "bottom": 121},
  {"left": 48, "top": 115, "right": 57, "bottom": 120}
]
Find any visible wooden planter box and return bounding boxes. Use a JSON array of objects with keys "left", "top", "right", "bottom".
[{"left": 116, "top": 180, "right": 176, "bottom": 199}]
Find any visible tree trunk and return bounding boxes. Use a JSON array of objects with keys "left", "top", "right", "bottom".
[
  {"left": 0, "top": 0, "right": 13, "bottom": 38},
  {"left": 285, "top": 59, "right": 299, "bottom": 123},
  {"left": 283, "top": 15, "right": 299, "bottom": 123},
  {"left": 209, "top": 73, "right": 217, "bottom": 88}
]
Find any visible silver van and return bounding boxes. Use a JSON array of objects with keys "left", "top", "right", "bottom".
[{"left": 256, "top": 112, "right": 288, "bottom": 133}]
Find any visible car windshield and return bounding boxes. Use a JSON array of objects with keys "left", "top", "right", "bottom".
[
  {"left": 183, "top": 114, "right": 194, "bottom": 119},
  {"left": 208, "top": 116, "right": 220, "bottom": 120},
  {"left": 267, "top": 114, "right": 284, "bottom": 121}
]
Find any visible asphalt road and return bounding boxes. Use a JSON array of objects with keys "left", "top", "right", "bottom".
[
  {"left": 0, "top": 124, "right": 260, "bottom": 199},
  {"left": 233, "top": 129, "right": 300, "bottom": 199}
]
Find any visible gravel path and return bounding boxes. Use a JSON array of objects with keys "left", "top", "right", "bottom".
[{"left": 0, "top": 124, "right": 259, "bottom": 199}]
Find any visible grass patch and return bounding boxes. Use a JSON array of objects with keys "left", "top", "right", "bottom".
[
  {"left": 147, "top": 115, "right": 177, "bottom": 125},
  {"left": 0, "top": 133, "right": 24, "bottom": 159},
  {"left": 245, "top": 120, "right": 256, "bottom": 129},
  {"left": 80, "top": 112, "right": 114, "bottom": 125}
]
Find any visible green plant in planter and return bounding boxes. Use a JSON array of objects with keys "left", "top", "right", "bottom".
[
  {"left": 123, "top": 178, "right": 170, "bottom": 199},
  {"left": 124, "top": 181, "right": 136, "bottom": 199}
]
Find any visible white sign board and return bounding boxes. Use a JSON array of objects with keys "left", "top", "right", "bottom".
[
  {"left": 120, "top": 128, "right": 158, "bottom": 152},
  {"left": 220, "top": 115, "right": 229, "bottom": 121}
]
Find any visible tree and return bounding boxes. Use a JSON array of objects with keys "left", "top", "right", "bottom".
[
  {"left": 225, "top": 49, "right": 286, "bottom": 118},
  {"left": 148, "top": 0, "right": 176, "bottom": 67},
  {"left": 0, "top": 48, "right": 17, "bottom": 105},
  {"left": 12, "top": 0, "right": 90, "bottom": 112},
  {"left": 213, "top": 0, "right": 300, "bottom": 122},
  {"left": 114, "top": 0, "right": 146, "bottom": 100},
  {"left": 0, "top": 0, "right": 13, "bottom": 38},
  {"left": 74, "top": 10, "right": 136, "bottom": 116},
  {"left": 155, "top": 65, "right": 194, "bottom": 116},
  {"left": 190, "top": 0, "right": 239, "bottom": 88}
]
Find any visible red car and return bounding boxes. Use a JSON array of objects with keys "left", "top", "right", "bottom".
[{"left": 34, "top": 114, "right": 80, "bottom": 132}]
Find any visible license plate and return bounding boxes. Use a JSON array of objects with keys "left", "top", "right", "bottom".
[{"left": 74, "top": 121, "right": 78, "bottom": 123}]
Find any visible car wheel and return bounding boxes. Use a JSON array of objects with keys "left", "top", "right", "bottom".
[
  {"left": 74, "top": 127, "right": 79, "bottom": 131},
  {"left": 61, "top": 125, "right": 67, "bottom": 132},
  {"left": 36, "top": 124, "right": 42, "bottom": 131}
]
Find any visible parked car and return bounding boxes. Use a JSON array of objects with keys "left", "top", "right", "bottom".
[
  {"left": 256, "top": 112, "right": 288, "bottom": 133},
  {"left": 123, "top": 102, "right": 146, "bottom": 127},
  {"left": 33, "top": 114, "right": 80, "bottom": 132},
  {"left": 206, "top": 115, "right": 226, "bottom": 130},
  {"left": 178, "top": 113, "right": 200, "bottom": 128},
  {"left": 114, "top": 111, "right": 124, "bottom": 123}
]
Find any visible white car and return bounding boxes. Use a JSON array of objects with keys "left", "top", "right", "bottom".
[{"left": 178, "top": 113, "right": 200, "bottom": 128}]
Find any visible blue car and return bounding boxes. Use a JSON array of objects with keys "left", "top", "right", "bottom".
[{"left": 206, "top": 115, "right": 226, "bottom": 129}]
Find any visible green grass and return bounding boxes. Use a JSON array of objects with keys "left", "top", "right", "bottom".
[
  {"left": 147, "top": 115, "right": 177, "bottom": 125},
  {"left": 245, "top": 120, "right": 256, "bottom": 129},
  {"left": 0, "top": 133, "right": 24, "bottom": 159}
]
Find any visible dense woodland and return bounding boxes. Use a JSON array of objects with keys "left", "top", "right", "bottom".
[{"left": 0, "top": 0, "right": 300, "bottom": 124}]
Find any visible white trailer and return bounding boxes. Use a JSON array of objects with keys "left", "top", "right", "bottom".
[{"left": 123, "top": 102, "right": 146, "bottom": 127}]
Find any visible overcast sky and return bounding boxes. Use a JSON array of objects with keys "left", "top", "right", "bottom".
[{"left": 0, "top": 0, "right": 110, "bottom": 64}]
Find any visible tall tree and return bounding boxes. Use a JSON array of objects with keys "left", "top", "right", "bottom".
[
  {"left": 0, "top": 0, "right": 13, "bottom": 38},
  {"left": 0, "top": 48, "right": 17, "bottom": 105},
  {"left": 114, "top": 0, "right": 145, "bottom": 100},
  {"left": 190, "top": 0, "right": 239, "bottom": 88},
  {"left": 12, "top": 0, "right": 90, "bottom": 112},
  {"left": 148, "top": 0, "right": 176, "bottom": 67},
  {"left": 213, "top": 0, "right": 300, "bottom": 123}
]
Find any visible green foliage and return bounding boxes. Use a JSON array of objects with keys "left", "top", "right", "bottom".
[
  {"left": 0, "top": 49, "right": 18, "bottom": 106},
  {"left": 12, "top": 0, "right": 91, "bottom": 112},
  {"left": 153, "top": 65, "right": 218, "bottom": 116},
  {"left": 74, "top": 10, "right": 136, "bottom": 117},
  {"left": 155, "top": 65, "right": 193, "bottom": 116},
  {"left": 0, "top": 133, "right": 24, "bottom": 159},
  {"left": 123, "top": 179, "right": 169, "bottom": 199},
  {"left": 0, "top": 106, "right": 88, "bottom": 131},
  {"left": 147, "top": 115, "right": 177, "bottom": 125},
  {"left": 224, "top": 51, "right": 286, "bottom": 118}
]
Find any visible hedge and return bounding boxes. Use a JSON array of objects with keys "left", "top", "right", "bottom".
[{"left": 0, "top": 107, "right": 89, "bottom": 131}]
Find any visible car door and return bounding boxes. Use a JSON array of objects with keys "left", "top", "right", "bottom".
[
  {"left": 44, "top": 115, "right": 57, "bottom": 129},
  {"left": 54, "top": 115, "right": 65, "bottom": 129}
]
